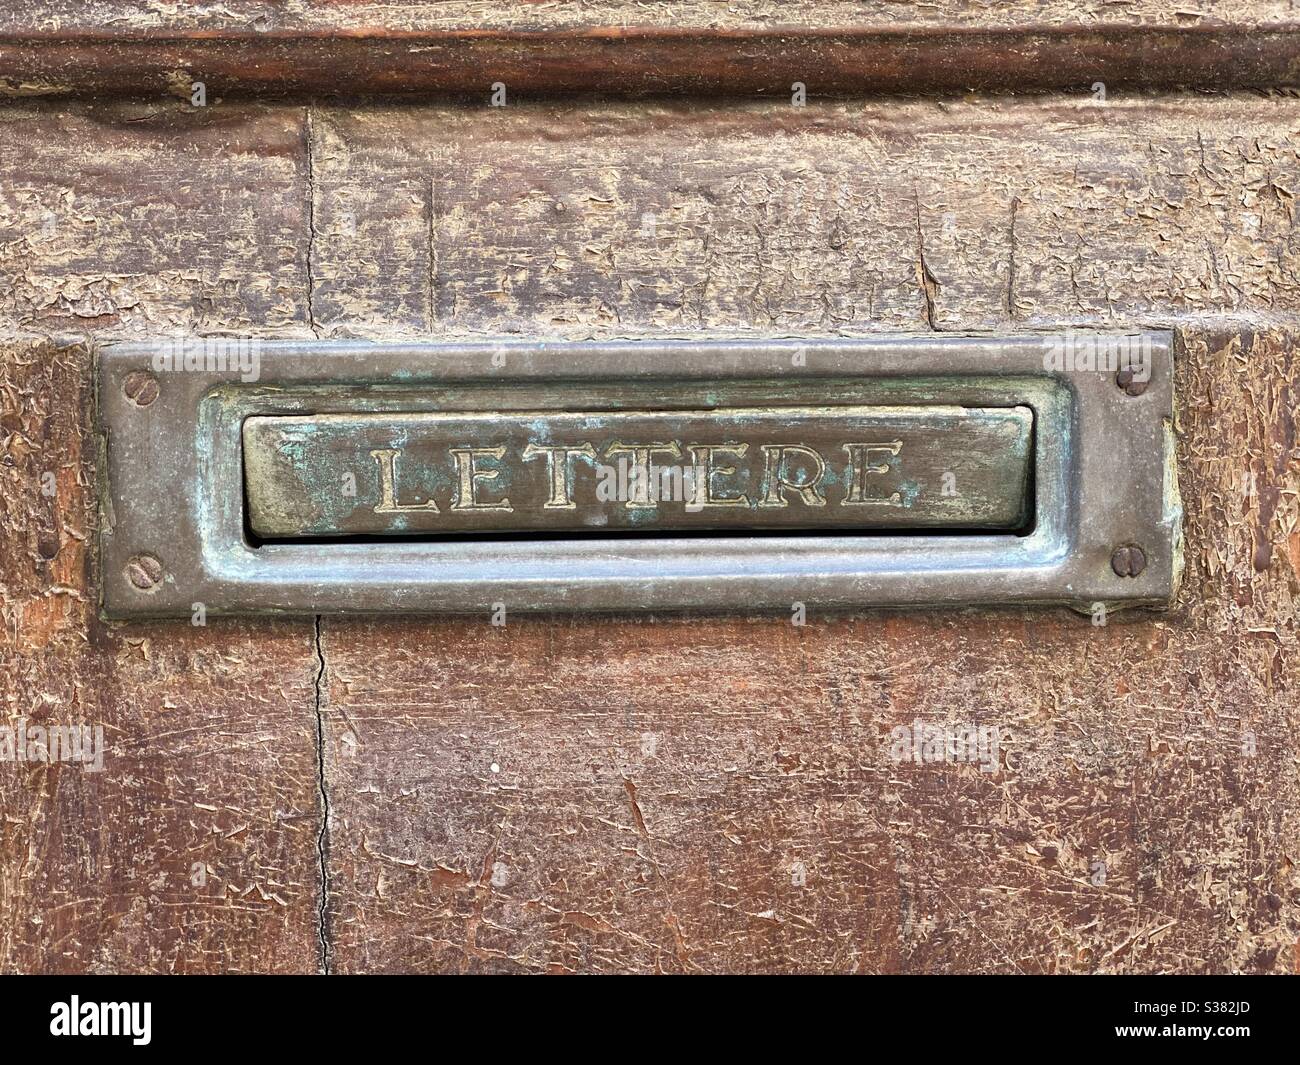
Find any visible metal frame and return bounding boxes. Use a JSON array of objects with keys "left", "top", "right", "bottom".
[{"left": 97, "top": 335, "right": 1180, "bottom": 617}]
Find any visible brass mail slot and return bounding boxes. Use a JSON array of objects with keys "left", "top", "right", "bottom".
[
  {"left": 98, "top": 335, "right": 1180, "bottom": 616},
  {"left": 242, "top": 407, "right": 1034, "bottom": 538}
]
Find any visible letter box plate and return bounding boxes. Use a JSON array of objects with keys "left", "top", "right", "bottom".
[{"left": 97, "top": 335, "right": 1181, "bottom": 616}]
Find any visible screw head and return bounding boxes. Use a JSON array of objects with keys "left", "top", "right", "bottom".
[
  {"left": 1110, "top": 544, "right": 1147, "bottom": 578},
  {"left": 126, "top": 553, "right": 163, "bottom": 590},
  {"left": 122, "top": 370, "right": 160, "bottom": 407},
  {"left": 1115, "top": 366, "right": 1148, "bottom": 397}
]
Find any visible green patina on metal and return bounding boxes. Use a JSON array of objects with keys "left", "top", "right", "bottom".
[
  {"left": 241, "top": 405, "right": 1034, "bottom": 539},
  {"left": 99, "top": 336, "right": 1176, "bottom": 617}
]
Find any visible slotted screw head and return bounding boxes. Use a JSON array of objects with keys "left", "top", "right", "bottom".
[
  {"left": 1115, "top": 367, "right": 1148, "bottom": 397},
  {"left": 123, "top": 370, "right": 160, "bottom": 407},
  {"left": 126, "top": 553, "right": 163, "bottom": 590},
  {"left": 1110, "top": 544, "right": 1147, "bottom": 578}
]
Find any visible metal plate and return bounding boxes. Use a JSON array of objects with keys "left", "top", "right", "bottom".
[
  {"left": 97, "top": 335, "right": 1181, "bottom": 616},
  {"left": 242, "top": 406, "right": 1034, "bottom": 537}
]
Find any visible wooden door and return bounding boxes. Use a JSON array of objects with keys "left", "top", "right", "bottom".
[{"left": 1, "top": 3, "right": 1297, "bottom": 974}]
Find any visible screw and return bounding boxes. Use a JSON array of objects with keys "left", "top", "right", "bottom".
[
  {"left": 122, "top": 370, "right": 160, "bottom": 407},
  {"left": 1111, "top": 544, "right": 1147, "bottom": 578},
  {"left": 1115, "top": 366, "right": 1148, "bottom": 397},
  {"left": 126, "top": 553, "right": 163, "bottom": 590}
]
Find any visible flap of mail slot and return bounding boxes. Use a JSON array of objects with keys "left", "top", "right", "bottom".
[{"left": 242, "top": 406, "right": 1033, "bottom": 538}]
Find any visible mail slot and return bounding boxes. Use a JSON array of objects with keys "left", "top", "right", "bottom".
[
  {"left": 242, "top": 407, "right": 1034, "bottom": 538},
  {"left": 97, "top": 335, "right": 1180, "bottom": 616}
]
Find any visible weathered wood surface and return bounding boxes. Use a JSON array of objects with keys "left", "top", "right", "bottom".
[
  {"left": 306, "top": 97, "right": 1300, "bottom": 335},
  {"left": 6, "top": 1, "right": 1298, "bottom": 32},
  {"left": 306, "top": 96, "right": 1298, "bottom": 973},
  {"left": 0, "top": 107, "right": 324, "bottom": 973},
  {"left": 0, "top": 103, "right": 312, "bottom": 334},
  {"left": 1, "top": 2, "right": 1298, "bottom": 96},
  {"left": 1, "top": 90, "right": 1298, "bottom": 972}
]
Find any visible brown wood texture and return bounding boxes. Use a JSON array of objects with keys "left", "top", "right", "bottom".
[
  {"left": 1, "top": 2, "right": 1298, "bottom": 96},
  {"left": 0, "top": 105, "right": 325, "bottom": 973},
  {"left": 8, "top": 2, "right": 1299, "bottom": 32},
  {"left": 307, "top": 97, "right": 1299, "bottom": 973},
  {"left": 1, "top": 89, "right": 1298, "bottom": 972}
]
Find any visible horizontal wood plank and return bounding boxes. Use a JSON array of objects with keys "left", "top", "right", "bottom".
[
  {"left": 306, "top": 95, "right": 1300, "bottom": 337},
  {"left": 1, "top": 20, "right": 1298, "bottom": 96},
  {"left": 5, "top": 1, "right": 1298, "bottom": 33}
]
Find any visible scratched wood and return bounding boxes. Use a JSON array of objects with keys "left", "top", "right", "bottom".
[
  {"left": 0, "top": 21, "right": 1297, "bottom": 974},
  {"left": 0, "top": 106, "right": 324, "bottom": 973},
  {"left": 311, "top": 97, "right": 1299, "bottom": 973},
  {"left": 305, "top": 97, "right": 1300, "bottom": 338},
  {"left": 8, "top": 2, "right": 1298, "bottom": 32},
  {"left": 1, "top": 3, "right": 1298, "bottom": 96}
]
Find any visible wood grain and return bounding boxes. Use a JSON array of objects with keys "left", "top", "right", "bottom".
[
  {"left": 7, "top": 2, "right": 1299, "bottom": 34},
  {"left": 0, "top": 102, "right": 313, "bottom": 335},
  {"left": 306, "top": 96, "right": 1300, "bottom": 337},
  {"left": 309, "top": 95, "right": 1299, "bottom": 973},
  {"left": 1, "top": 3, "right": 1297, "bottom": 97},
  {"left": 0, "top": 105, "right": 324, "bottom": 973},
  {"left": 1, "top": 86, "right": 1296, "bottom": 972}
]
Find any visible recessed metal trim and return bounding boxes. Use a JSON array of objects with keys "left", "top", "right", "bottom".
[{"left": 96, "top": 334, "right": 1180, "bottom": 616}]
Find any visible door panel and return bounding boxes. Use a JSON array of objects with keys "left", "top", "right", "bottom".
[
  {"left": 0, "top": 10, "right": 1297, "bottom": 974},
  {"left": 0, "top": 108, "right": 323, "bottom": 974},
  {"left": 303, "top": 97, "right": 1298, "bottom": 972}
]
